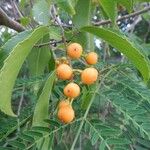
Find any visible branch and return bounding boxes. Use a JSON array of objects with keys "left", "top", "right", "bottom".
[
  {"left": 51, "top": 5, "right": 67, "bottom": 49},
  {"left": 0, "top": 7, "right": 25, "bottom": 32},
  {"left": 94, "top": 6, "right": 150, "bottom": 26},
  {"left": 35, "top": 40, "right": 69, "bottom": 48}
]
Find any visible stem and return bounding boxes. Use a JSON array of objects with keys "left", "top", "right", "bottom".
[
  {"left": 0, "top": 8, "right": 25, "bottom": 32},
  {"left": 94, "top": 6, "right": 150, "bottom": 26},
  {"left": 52, "top": 5, "right": 67, "bottom": 49},
  {"left": 70, "top": 98, "right": 74, "bottom": 105},
  {"left": 17, "top": 85, "right": 25, "bottom": 132},
  {"left": 86, "top": 120, "right": 111, "bottom": 150},
  {"left": 73, "top": 69, "right": 82, "bottom": 73},
  {"left": 50, "top": 5, "right": 73, "bottom": 66},
  {"left": 70, "top": 69, "right": 113, "bottom": 150},
  {"left": 70, "top": 87, "right": 99, "bottom": 150},
  {"left": 11, "top": 0, "right": 23, "bottom": 18},
  {"left": 35, "top": 40, "right": 69, "bottom": 48},
  {"left": 26, "top": 118, "right": 83, "bottom": 150}
]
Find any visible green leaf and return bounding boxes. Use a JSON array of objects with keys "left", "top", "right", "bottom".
[
  {"left": 100, "top": 129, "right": 121, "bottom": 136},
  {"left": 20, "top": 133, "right": 35, "bottom": 142},
  {"left": 107, "top": 138, "right": 131, "bottom": 145},
  {"left": 81, "top": 84, "right": 97, "bottom": 109},
  {"left": 48, "top": 50, "right": 55, "bottom": 71},
  {"left": 137, "top": 138, "right": 150, "bottom": 148},
  {"left": 48, "top": 133, "right": 54, "bottom": 149},
  {"left": 38, "top": 136, "right": 50, "bottom": 150},
  {"left": 27, "top": 48, "right": 50, "bottom": 77},
  {"left": 27, "top": 34, "right": 51, "bottom": 77},
  {"left": 82, "top": 26, "right": 150, "bottom": 83},
  {"left": 134, "top": 116, "right": 150, "bottom": 123},
  {"left": 81, "top": 87, "right": 93, "bottom": 110},
  {"left": 73, "top": 0, "right": 94, "bottom": 50},
  {"left": 0, "top": 26, "right": 49, "bottom": 116},
  {"left": 8, "top": 141, "right": 26, "bottom": 149},
  {"left": 113, "top": 147, "right": 128, "bottom": 150},
  {"left": 98, "top": 0, "right": 117, "bottom": 24},
  {"left": 99, "top": 140, "right": 106, "bottom": 150},
  {"left": 115, "top": 0, "right": 133, "bottom": 12},
  {"left": 32, "top": 71, "right": 56, "bottom": 126},
  {"left": 0, "top": 31, "right": 31, "bottom": 54},
  {"left": 32, "top": 0, "right": 50, "bottom": 25},
  {"left": 49, "top": 27, "right": 61, "bottom": 40},
  {"left": 91, "top": 132, "right": 99, "bottom": 145},
  {"left": 44, "top": 119, "right": 60, "bottom": 127},
  {"left": 86, "top": 120, "right": 112, "bottom": 150},
  {"left": 141, "top": 123, "right": 150, "bottom": 131},
  {"left": 25, "top": 130, "right": 43, "bottom": 137},
  {"left": 73, "top": 0, "right": 91, "bottom": 28},
  {"left": 28, "top": 48, "right": 50, "bottom": 76},
  {"left": 56, "top": 0, "right": 75, "bottom": 15},
  {"left": 32, "top": 126, "right": 50, "bottom": 133},
  {"left": 0, "top": 30, "right": 31, "bottom": 67},
  {"left": 20, "top": 17, "right": 31, "bottom": 26},
  {"left": 0, "top": 147, "right": 14, "bottom": 150},
  {"left": 134, "top": 145, "right": 148, "bottom": 150}
]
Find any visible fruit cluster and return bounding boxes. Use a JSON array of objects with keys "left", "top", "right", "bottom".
[{"left": 56, "top": 43, "right": 99, "bottom": 124}]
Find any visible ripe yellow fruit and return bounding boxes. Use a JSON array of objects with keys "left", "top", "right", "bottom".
[
  {"left": 57, "top": 106, "right": 75, "bottom": 123},
  {"left": 64, "top": 82, "right": 80, "bottom": 98},
  {"left": 58, "top": 100, "right": 70, "bottom": 109},
  {"left": 81, "top": 68, "right": 98, "bottom": 85},
  {"left": 56, "top": 64, "right": 73, "bottom": 80},
  {"left": 67, "top": 43, "right": 83, "bottom": 59},
  {"left": 85, "top": 52, "right": 98, "bottom": 65}
]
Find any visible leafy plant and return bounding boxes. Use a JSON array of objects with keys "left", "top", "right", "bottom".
[{"left": 0, "top": 0, "right": 150, "bottom": 150}]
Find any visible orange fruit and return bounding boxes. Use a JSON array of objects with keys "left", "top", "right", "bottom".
[
  {"left": 58, "top": 100, "right": 70, "bottom": 109},
  {"left": 57, "top": 106, "right": 75, "bottom": 123},
  {"left": 81, "top": 68, "right": 98, "bottom": 85},
  {"left": 56, "top": 64, "right": 73, "bottom": 80},
  {"left": 85, "top": 52, "right": 98, "bottom": 65},
  {"left": 64, "top": 82, "right": 80, "bottom": 98},
  {"left": 67, "top": 43, "right": 83, "bottom": 59}
]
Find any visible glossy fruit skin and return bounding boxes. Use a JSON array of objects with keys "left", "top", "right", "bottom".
[
  {"left": 81, "top": 68, "right": 98, "bottom": 85},
  {"left": 58, "top": 100, "right": 70, "bottom": 109},
  {"left": 56, "top": 64, "right": 73, "bottom": 80},
  {"left": 64, "top": 82, "right": 80, "bottom": 98},
  {"left": 58, "top": 106, "right": 75, "bottom": 123},
  {"left": 67, "top": 43, "right": 83, "bottom": 59},
  {"left": 85, "top": 52, "right": 98, "bottom": 65}
]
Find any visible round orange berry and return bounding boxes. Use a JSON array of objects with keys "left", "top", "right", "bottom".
[
  {"left": 57, "top": 106, "right": 75, "bottom": 123},
  {"left": 85, "top": 52, "right": 98, "bottom": 65},
  {"left": 81, "top": 68, "right": 98, "bottom": 85},
  {"left": 67, "top": 43, "right": 83, "bottom": 59},
  {"left": 56, "top": 64, "right": 73, "bottom": 80},
  {"left": 64, "top": 82, "right": 80, "bottom": 98}
]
